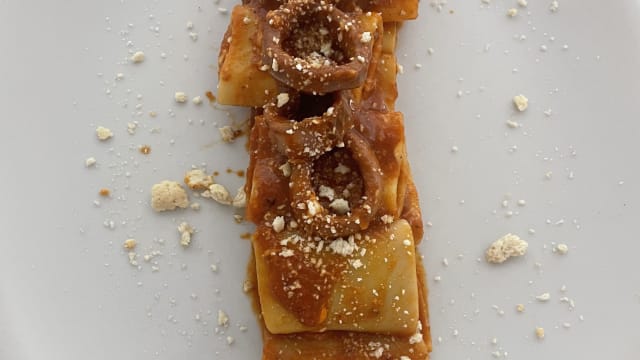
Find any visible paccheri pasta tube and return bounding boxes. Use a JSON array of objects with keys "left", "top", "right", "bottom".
[{"left": 217, "top": 0, "right": 430, "bottom": 358}]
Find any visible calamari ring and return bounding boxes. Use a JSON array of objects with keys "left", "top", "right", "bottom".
[
  {"left": 262, "top": 0, "right": 373, "bottom": 94},
  {"left": 289, "top": 128, "right": 383, "bottom": 238},
  {"left": 265, "top": 91, "right": 354, "bottom": 159}
]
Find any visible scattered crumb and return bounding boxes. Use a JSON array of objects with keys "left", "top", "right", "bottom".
[
  {"left": 178, "top": 222, "right": 194, "bottom": 247},
  {"left": 174, "top": 92, "right": 188, "bottom": 103},
  {"left": 123, "top": 238, "right": 137, "bottom": 250},
  {"left": 549, "top": 1, "right": 559, "bottom": 12},
  {"left": 506, "top": 119, "right": 520, "bottom": 128},
  {"left": 329, "top": 198, "right": 350, "bottom": 215},
  {"left": 128, "top": 252, "right": 138, "bottom": 266},
  {"left": 517, "top": 199, "right": 526, "bottom": 206},
  {"left": 507, "top": 8, "right": 518, "bottom": 17},
  {"left": 555, "top": 243, "right": 569, "bottom": 255},
  {"left": 151, "top": 181, "right": 190, "bottom": 211},
  {"left": 513, "top": 94, "right": 529, "bottom": 111},
  {"left": 131, "top": 51, "right": 145, "bottom": 63},
  {"left": 99, "top": 188, "right": 111, "bottom": 197},
  {"left": 226, "top": 336, "right": 235, "bottom": 345},
  {"left": 218, "top": 310, "right": 230, "bottom": 327},
  {"left": 485, "top": 233, "right": 528, "bottom": 263},
  {"left": 202, "top": 183, "right": 232, "bottom": 205},
  {"left": 545, "top": 171, "right": 553, "bottom": 180},
  {"left": 96, "top": 126, "right": 113, "bottom": 141},
  {"left": 210, "top": 264, "right": 218, "bottom": 272},
  {"left": 536, "top": 293, "right": 551, "bottom": 302},
  {"left": 192, "top": 96, "right": 202, "bottom": 105},
  {"left": 518, "top": 0, "right": 528, "bottom": 7},
  {"left": 219, "top": 126, "right": 238, "bottom": 143},
  {"left": 189, "top": 32, "right": 198, "bottom": 41},
  {"left": 535, "top": 327, "right": 545, "bottom": 339},
  {"left": 184, "top": 169, "right": 214, "bottom": 190},
  {"left": 232, "top": 187, "right": 247, "bottom": 208},
  {"left": 190, "top": 202, "right": 201, "bottom": 211},
  {"left": 85, "top": 157, "right": 97, "bottom": 167},
  {"left": 516, "top": 304, "right": 525, "bottom": 312}
]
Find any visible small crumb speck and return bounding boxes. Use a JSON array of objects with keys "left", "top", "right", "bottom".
[{"left": 130, "top": 51, "right": 145, "bottom": 63}]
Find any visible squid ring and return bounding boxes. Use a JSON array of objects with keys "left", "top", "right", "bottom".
[
  {"left": 262, "top": 0, "right": 373, "bottom": 94},
  {"left": 289, "top": 128, "right": 382, "bottom": 238},
  {"left": 265, "top": 91, "right": 353, "bottom": 160}
]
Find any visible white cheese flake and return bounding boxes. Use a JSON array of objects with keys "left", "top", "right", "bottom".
[
  {"left": 272, "top": 216, "right": 285, "bottom": 233},
  {"left": 85, "top": 157, "right": 97, "bottom": 167},
  {"left": 276, "top": 93, "right": 290, "bottom": 108}
]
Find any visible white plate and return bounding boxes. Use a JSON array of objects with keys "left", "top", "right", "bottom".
[{"left": 1, "top": 1, "right": 639, "bottom": 359}]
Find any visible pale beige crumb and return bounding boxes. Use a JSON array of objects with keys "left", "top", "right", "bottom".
[
  {"left": 536, "top": 293, "right": 551, "bottom": 302},
  {"left": 128, "top": 252, "right": 138, "bottom": 266},
  {"left": 226, "top": 336, "right": 234, "bottom": 345},
  {"left": 151, "top": 181, "right": 190, "bottom": 211},
  {"left": 85, "top": 157, "right": 97, "bottom": 167},
  {"left": 123, "top": 238, "right": 137, "bottom": 250},
  {"left": 184, "top": 169, "right": 214, "bottom": 190},
  {"left": 507, "top": 8, "right": 518, "bottom": 17},
  {"left": 243, "top": 280, "right": 253, "bottom": 292},
  {"left": 518, "top": 0, "right": 528, "bottom": 7},
  {"left": 535, "top": 327, "right": 545, "bottom": 339},
  {"left": 96, "top": 126, "right": 113, "bottom": 141},
  {"left": 516, "top": 304, "right": 525, "bottom": 312},
  {"left": 485, "top": 233, "right": 528, "bottom": 263},
  {"left": 232, "top": 187, "right": 247, "bottom": 208},
  {"left": 217, "top": 310, "right": 229, "bottom": 327},
  {"left": 178, "top": 222, "right": 194, "bottom": 247},
  {"left": 174, "top": 92, "right": 188, "bottom": 103},
  {"left": 202, "top": 183, "right": 232, "bottom": 205},
  {"left": 219, "top": 126, "right": 236, "bottom": 143},
  {"left": 190, "top": 202, "right": 201, "bottom": 211},
  {"left": 130, "top": 51, "right": 145, "bottom": 63},
  {"left": 192, "top": 96, "right": 202, "bottom": 105},
  {"left": 210, "top": 264, "right": 218, "bottom": 272},
  {"left": 556, "top": 243, "right": 569, "bottom": 254},
  {"left": 513, "top": 94, "right": 529, "bottom": 111},
  {"left": 549, "top": 1, "right": 559, "bottom": 12}
]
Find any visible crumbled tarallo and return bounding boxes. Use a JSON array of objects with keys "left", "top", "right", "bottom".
[
  {"left": 151, "top": 181, "right": 190, "bottom": 211},
  {"left": 184, "top": 169, "right": 214, "bottom": 190},
  {"left": 130, "top": 51, "right": 145, "bottom": 63},
  {"left": 513, "top": 94, "right": 529, "bottom": 111},
  {"left": 217, "top": 310, "right": 229, "bottom": 326},
  {"left": 202, "top": 183, "right": 232, "bottom": 205},
  {"left": 485, "top": 233, "right": 528, "bottom": 263},
  {"left": 174, "top": 92, "right": 188, "bottom": 103},
  {"left": 535, "top": 327, "right": 545, "bottom": 339},
  {"left": 96, "top": 126, "right": 113, "bottom": 141},
  {"left": 178, "top": 222, "right": 194, "bottom": 247},
  {"left": 123, "top": 238, "right": 137, "bottom": 250},
  {"left": 219, "top": 125, "right": 237, "bottom": 143}
]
